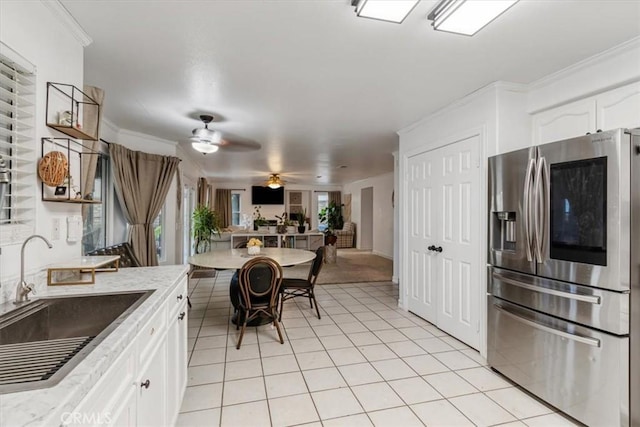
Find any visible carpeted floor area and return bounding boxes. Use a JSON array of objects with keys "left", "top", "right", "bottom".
[{"left": 284, "top": 249, "right": 393, "bottom": 284}]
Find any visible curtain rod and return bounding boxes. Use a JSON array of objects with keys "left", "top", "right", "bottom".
[{"left": 100, "top": 138, "right": 182, "bottom": 161}]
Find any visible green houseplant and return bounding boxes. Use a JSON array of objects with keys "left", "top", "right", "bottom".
[
  {"left": 253, "top": 206, "right": 268, "bottom": 230},
  {"left": 318, "top": 201, "right": 344, "bottom": 245},
  {"left": 192, "top": 205, "right": 221, "bottom": 253}
]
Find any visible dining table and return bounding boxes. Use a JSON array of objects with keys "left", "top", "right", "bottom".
[
  {"left": 187, "top": 247, "right": 317, "bottom": 325},
  {"left": 187, "top": 247, "right": 317, "bottom": 270}
]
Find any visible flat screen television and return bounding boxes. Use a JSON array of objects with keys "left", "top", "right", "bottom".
[{"left": 251, "top": 186, "right": 284, "bottom": 205}]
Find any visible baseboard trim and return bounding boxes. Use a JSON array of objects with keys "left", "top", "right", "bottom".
[{"left": 372, "top": 250, "right": 393, "bottom": 260}]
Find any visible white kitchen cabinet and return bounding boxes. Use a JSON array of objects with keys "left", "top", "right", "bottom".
[
  {"left": 532, "top": 98, "right": 596, "bottom": 145},
  {"left": 109, "top": 386, "right": 137, "bottom": 427},
  {"left": 136, "top": 339, "right": 168, "bottom": 427},
  {"left": 532, "top": 81, "right": 640, "bottom": 145},
  {"left": 66, "top": 277, "right": 188, "bottom": 427},
  {"left": 166, "top": 300, "right": 188, "bottom": 425},
  {"left": 596, "top": 81, "right": 640, "bottom": 131},
  {"left": 69, "top": 342, "right": 137, "bottom": 427}
]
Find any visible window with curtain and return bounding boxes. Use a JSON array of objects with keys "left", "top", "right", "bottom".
[
  {"left": 231, "top": 192, "right": 241, "bottom": 225},
  {"left": 0, "top": 45, "right": 36, "bottom": 245}
]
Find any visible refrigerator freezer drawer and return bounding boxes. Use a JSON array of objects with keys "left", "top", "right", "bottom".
[
  {"left": 488, "top": 297, "right": 629, "bottom": 427},
  {"left": 489, "top": 267, "right": 629, "bottom": 335}
]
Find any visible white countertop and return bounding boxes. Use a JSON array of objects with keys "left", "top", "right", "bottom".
[
  {"left": 45, "top": 255, "right": 120, "bottom": 269},
  {"left": 0, "top": 264, "right": 190, "bottom": 427}
]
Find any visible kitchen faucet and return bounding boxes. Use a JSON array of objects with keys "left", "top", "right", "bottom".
[{"left": 15, "top": 234, "right": 53, "bottom": 305}]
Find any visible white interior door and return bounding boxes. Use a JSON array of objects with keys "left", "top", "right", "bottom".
[
  {"left": 407, "top": 135, "right": 481, "bottom": 349},
  {"left": 407, "top": 153, "right": 437, "bottom": 322},
  {"left": 434, "top": 138, "right": 480, "bottom": 349}
]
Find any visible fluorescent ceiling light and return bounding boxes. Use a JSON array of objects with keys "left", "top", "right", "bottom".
[
  {"left": 428, "top": 0, "right": 518, "bottom": 36},
  {"left": 354, "top": 0, "right": 420, "bottom": 24}
]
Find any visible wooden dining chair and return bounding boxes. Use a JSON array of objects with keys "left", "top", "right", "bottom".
[
  {"left": 236, "top": 256, "right": 284, "bottom": 349},
  {"left": 279, "top": 246, "right": 324, "bottom": 321}
]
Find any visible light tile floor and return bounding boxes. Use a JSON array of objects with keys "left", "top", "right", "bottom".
[{"left": 178, "top": 271, "right": 580, "bottom": 427}]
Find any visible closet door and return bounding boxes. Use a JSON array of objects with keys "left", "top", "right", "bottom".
[
  {"left": 433, "top": 137, "right": 481, "bottom": 349},
  {"left": 407, "top": 152, "right": 438, "bottom": 323},
  {"left": 406, "top": 135, "right": 482, "bottom": 350}
]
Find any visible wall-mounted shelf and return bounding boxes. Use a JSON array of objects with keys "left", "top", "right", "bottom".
[
  {"left": 45, "top": 82, "right": 100, "bottom": 141},
  {"left": 39, "top": 137, "right": 103, "bottom": 204}
]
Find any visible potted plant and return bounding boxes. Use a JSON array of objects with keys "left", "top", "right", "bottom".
[
  {"left": 318, "top": 201, "right": 343, "bottom": 245},
  {"left": 253, "top": 206, "right": 268, "bottom": 231},
  {"left": 296, "top": 211, "right": 306, "bottom": 234},
  {"left": 192, "top": 205, "right": 221, "bottom": 254},
  {"left": 275, "top": 212, "right": 289, "bottom": 234}
]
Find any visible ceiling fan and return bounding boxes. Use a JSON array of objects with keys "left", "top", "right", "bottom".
[
  {"left": 265, "top": 173, "right": 285, "bottom": 189},
  {"left": 189, "top": 114, "right": 262, "bottom": 154}
]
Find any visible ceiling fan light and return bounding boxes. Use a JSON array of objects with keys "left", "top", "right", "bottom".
[
  {"left": 191, "top": 141, "right": 219, "bottom": 154},
  {"left": 354, "top": 0, "right": 420, "bottom": 23},
  {"left": 428, "top": 0, "right": 518, "bottom": 36},
  {"left": 266, "top": 174, "right": 283, "bottom": 189},
  {"left": 193, "top": 128, "right": 222, "bottom": 144}
]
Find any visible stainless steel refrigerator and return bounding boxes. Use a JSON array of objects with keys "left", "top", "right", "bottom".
[{"left": 487, "top": 128, "right": 639, "bottom": 427}]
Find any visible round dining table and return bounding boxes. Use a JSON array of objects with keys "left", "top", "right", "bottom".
[
  {"left": 187, "top": 247, "right": 317, "bottom": 270},
  {"left": 188, "top": 247, "right": 317, "bottom": 326}
]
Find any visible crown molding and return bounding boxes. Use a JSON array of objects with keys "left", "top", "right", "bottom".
[
  {"left": 118, "top": 128, "right": 179, "bottom": 147},
  {"left": 397, "top": 81, "right": 527, "bottom": 135},
  {"left": 41, "top": 0, "right": 93, "bottom": 47},
  {"left": 528, "top": 36, "right": 640, "bottom": 91}
]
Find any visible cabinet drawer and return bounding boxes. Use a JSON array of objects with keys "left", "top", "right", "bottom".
[
  {"left": 168, "top": 276, "right": 188, "bottom": 318},
  {"left": 138, "top": 303, "right": 167, "bottom": 362}
]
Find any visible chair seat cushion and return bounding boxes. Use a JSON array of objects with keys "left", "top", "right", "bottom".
[{"left": 281, "top": 278, "right": 312, "bottom": 289}]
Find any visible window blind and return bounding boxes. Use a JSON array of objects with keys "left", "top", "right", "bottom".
[{"left": 0, "top": 49, "right": 36, "bottom": 242}]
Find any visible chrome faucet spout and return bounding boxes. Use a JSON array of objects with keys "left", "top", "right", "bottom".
[{"left": 15, "top": 234, "right": 53, "bottom": 304}]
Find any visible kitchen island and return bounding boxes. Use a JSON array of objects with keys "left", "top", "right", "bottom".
[{"left": 0, "top": 264, "right": 190, "bottom": 427}]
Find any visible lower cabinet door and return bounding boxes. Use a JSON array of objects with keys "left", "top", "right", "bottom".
[
  {"left": 167, "top": 304, "right": 188, "bottom": 424},
  {"left": 137, "top": 339, "right": 167, "bottom": 427},
  {"left": 109, "top": 385, "right": 136, "bottom": 427}
]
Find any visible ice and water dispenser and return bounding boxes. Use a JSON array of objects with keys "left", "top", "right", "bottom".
[{"left": 492, "top": 211, "right": 517, "bottom": 251}]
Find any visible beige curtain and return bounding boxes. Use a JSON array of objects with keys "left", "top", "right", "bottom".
[
  {"left": 80, "top": 86, "right": 105, "bottom": 217},
  {"left": 215, "top": 189, "right": 232, "bottom": 228},
  {"left": 343, "top": 193, "right": 352, "bottom": 222},
  {"left": 197, "top": 177, "right": 208, "bottom": 207},
  {"left": 176, "top": 165, "right": 182, "bottom": 212},
  {"left": 109, "top": 143, "right": 180, "bottom": 266},
  {"left": 207, "top": 185, "right": 215, "bottom": 210},
  {"left": 329, "top": 191, "right": 341, "bottom": 206}
]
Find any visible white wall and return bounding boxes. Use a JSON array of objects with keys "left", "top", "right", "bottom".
[
  {"left": 343, "top": 172, "right": 394, "bottom": 259},
  {"left": 0, "top": 1, "right": 87, "bottom": 302}
]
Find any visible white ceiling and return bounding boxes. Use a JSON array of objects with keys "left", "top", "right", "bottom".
[{"left": 61, "top": 0, "right": 640, "bottom": 185}]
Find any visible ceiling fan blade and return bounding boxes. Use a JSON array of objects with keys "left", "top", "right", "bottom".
[{"left": 216, "top": 139, "right": 262, "bottom": 152}]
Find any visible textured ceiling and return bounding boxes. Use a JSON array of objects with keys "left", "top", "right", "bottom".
[{"left": 62, "top": 0, "right": 640, "bottom": 185}]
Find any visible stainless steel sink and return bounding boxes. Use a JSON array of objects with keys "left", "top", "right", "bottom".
[{"left": 0, "top": 290, "right": 154, "bottom": 394}]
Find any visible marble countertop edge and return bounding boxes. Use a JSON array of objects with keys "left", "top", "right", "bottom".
[{"left": 0, "top": 264, "right": 190, "bottom": 427}]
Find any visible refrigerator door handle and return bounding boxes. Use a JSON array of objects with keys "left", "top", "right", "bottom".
[
  {"left": 493, "top": 304, "right": 601, "bottom": 347},
  {"left": 534, "top": 156, "right": 548, "bottom": 263},
  {"left": 492, "top": 272, "right": 602, "bottom": 305},
  {"left": 523, "top": 158, "right": 536, "bottom": 262}
]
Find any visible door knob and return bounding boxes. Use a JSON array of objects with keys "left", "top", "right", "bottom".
[
  {"left": 427, "top": 245, "right": 436, "bottom": 251},
  {"left": 434, "top": 246, "right": 443, "bottom": 253}
]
